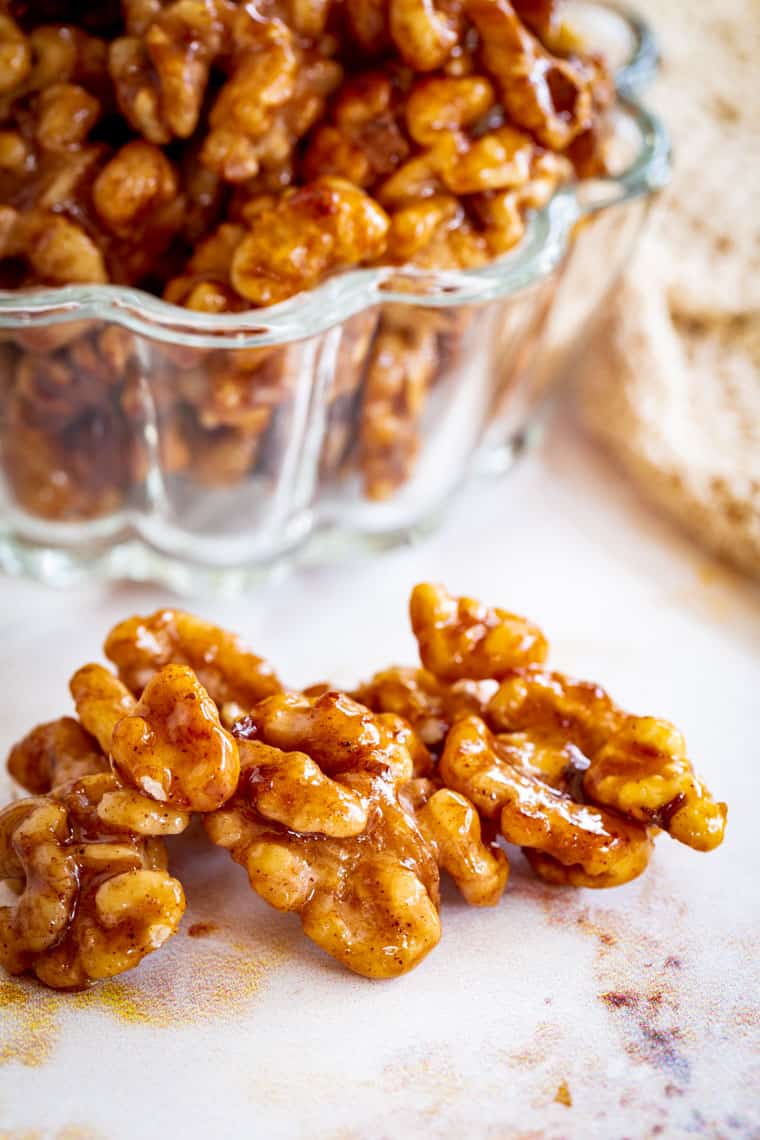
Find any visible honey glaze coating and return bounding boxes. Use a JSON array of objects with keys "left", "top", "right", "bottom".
[
  {"left": 240, "top": 689, "right": 422, "bottom": 780},
  {"left": 0, "top": 581, "right": 728, "bottom": 989},
  {"left": 0, "top": 776, "right": 185, "bottom": 990},
  {"left": 440, "top": 715, "right": 654, "bottom": 888},
  {"left": 410, "top": 582, "right": 549, "bottom": 681},
  {"left": 110, "top": 664, "right": 240, "bottom": 812},
  {"left": 585, "top": 717, "right": 727, "bottom": 852},
  {"left": 7, "top": 716, "right": 109, "bottom": 794},
  {"left": 104, "top": 608, "right": 282, "bottom": 707},
  {"left": 206, "top": 766, "right": 442, "bottom": 979}
]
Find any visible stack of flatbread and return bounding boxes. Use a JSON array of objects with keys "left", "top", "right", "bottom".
[{"left": 576, "top": 0, "right": 760, "bottom": 578}]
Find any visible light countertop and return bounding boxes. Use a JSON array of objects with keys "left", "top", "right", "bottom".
[{"left": 1, "top": 408, "right": 758, "bottom": 1140}]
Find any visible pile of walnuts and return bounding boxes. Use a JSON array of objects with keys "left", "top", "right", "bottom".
[
  {"left": 1, "top": 584, "right": 727, "bottom": 989},
  {"left": 0, "top": 0, "right": 613, "bottom": 299},
  {"left": 0, "top": 0, "right": 614, "bottom": 514}
]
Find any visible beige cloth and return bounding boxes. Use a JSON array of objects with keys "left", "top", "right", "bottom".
[{"left": 577, "top": 0, "right": 760, "bottom": 577}]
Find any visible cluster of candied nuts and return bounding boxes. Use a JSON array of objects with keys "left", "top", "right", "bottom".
[
  {"left": 0, "top": 0, "right": 614, "bottom": 513},
  {"left": 0, "top": 585, "right": 726, "bottom": 989}
]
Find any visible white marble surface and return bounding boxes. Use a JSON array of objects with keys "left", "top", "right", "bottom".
[{"left": 0, "top": 407, "right": 758, "bottom": 1140}]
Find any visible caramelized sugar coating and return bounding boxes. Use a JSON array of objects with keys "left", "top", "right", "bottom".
[
  {"left": 229, "top": 177, "right": 390, "bottom": 305},
  {"left": 241, "top": 690, "right": 421, "bottom": 781},
  {"left": 110, "top": 664, "right": 240, "bottom": 811},
  {"left": 487, "top": 665, "right": 624, "bottom": 753},
  {"left": 440, "top": 715, "right": 653, "bottom": 888},
  {"left": 487, "top": 667, "right": 728, "bottom": 853},
  {"left": 69, "top": 662, "right": 137, "bottom": 755},
  {"left": 465, "top": 0, "right": 594, "bottom": 151},
  {"left": 7, "top": 716, "right": 108, "bottom": 794},
  {"left": 585, "top": 717, "right": 727, "bottom": 853},
  {"left": 70, "top": 660, "right": 239, "bottom": 812},
  {"left": 0, "top": 778, "right": 185, "bottom": 990},
  {"left": 410, "top": 582, "right": 549, "bottom": 681},
  {"left": 414, "top": 784, "right": 509, "bottom": 905},
  {"left": 201, "top": 15, "right": 341, "bottom": 183},
  {"left": 104, "top": 608, "right": 282, "bottom": 707},
  {"left": 235, "top": 738, "right": 369, "bottom": 837},
  {"left": 353, "top": 665, "right": 495, "bottom": 751},
  {"left": 110, "top": 0, "right": 229, "bottom": 144},
  {"left": 0, "top": 585, "right": 728, "bottom": 988},
  {"left": 206, "top": 767, "right": 441, "bottom": 978}
]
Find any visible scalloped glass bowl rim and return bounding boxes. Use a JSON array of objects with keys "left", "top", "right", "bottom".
[{"left": 0, "top": 95, "right": 669, "bottom": 350}]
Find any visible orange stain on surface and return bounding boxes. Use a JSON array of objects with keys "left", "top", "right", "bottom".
[{"left": 554, "top": 1080, "right": 572, "bottom": 1107}]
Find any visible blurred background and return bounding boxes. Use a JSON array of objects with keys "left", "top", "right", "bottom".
[{"left": 575, "top": 0, "right": 759, "bottom": 579}]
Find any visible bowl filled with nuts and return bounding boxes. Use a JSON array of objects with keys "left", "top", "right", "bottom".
[{"left": 0, "top": 0, "right": 669, "bottom": 589}]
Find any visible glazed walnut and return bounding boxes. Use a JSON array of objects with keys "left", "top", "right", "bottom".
[
  {"left": 487, "top": 665, "right": 624, "bottom": 753},
  {"left": 110, "top": 664, "right": 240, "bottom": 812},
  {"left": 229, "top": 177, "right": 390, "bottom": 306},
  {"left": 353, "top": 666, "right": 495, "bottom": 751},
  {"left": 201, "top": 16, "right": 341, "bottom": 184},
  {"left": 410, "top": 582, "right": 549, "bottom": 681},
  {"left": 585, "top": 717, "right": 727, "bottom": 853},
  {"left": 440, "top": 715, "right": 654, "bottom": 888},
  {"left": 206, "top": 763, "right": 441, "bottom": 978},
  {"left": 7, "top": 717, "right": 108, "bottom": 795},
  {"left": 414, "top": 784, "right": 509, "bottom": 905},
  {"left": 70, "top": 661, "right": 239, "bottom": 812},
  {"left": 239, "top": 689, "right": 422, "bottom": 781},
  {"left": 235, "top": 738, "right": 370, "bottom": 837},
  {"left": 104, "top": 608, "right": 282, "bottom": 708},
  {"left": 69, "top": 662, "right": 137, "bottom": 754},
  {"left": 0, "top": 779, "right": 185, "bottom": 990},
  {"left": 465, "top": 0, "right": 595, "bottom": 151},
  {"left": 486, "top": 667, "right": 727, "bottom": 851},
  {"left": 110, "top": 0, "right": 228, "bottom": 143}
]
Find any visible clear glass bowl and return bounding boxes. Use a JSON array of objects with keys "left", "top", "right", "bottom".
[{"left": 0, "top": 1, "right": 669, "bottom": 593}]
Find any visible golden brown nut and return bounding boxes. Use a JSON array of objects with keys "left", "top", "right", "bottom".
[
  {"left": 104, "top": 609, "right": 282, "bottom": 708},
  {"left": 404, "top": 75, "right": 494, "bottom": 145},
  {"left": 410, "top": 582, "right": 549, "bottom": 681},
  {"left": 302, "top": 71, "right": 410, "bottom": 187},
  {"left": 69, "top": 663, "right": 137, "bottom": 756},
  {"left": 235, "top": 737, "right": 369, "bottom": 837},
  {"left": 0, "top": 799, "right": 78, "bottom": 971},
  {"left": 440, "top": 716, "right": 654, "bottom": 887},
  {"left": 92, "top": 141, "right": 178, "bottom": 236},
  {"left": 93, "top": 776, "right": 191, "bottom": 836},
  {"left": 110, "top": 0, "right": 227, "bottom": 143},
  {"left": 0, "top": 14, "right": 31, "bottom": 97},
  {"left": 201, "top": 10, "right": 341, "bottom": 183},
  {"left": 585, "top": 717, "right": 727, "bottom": 852},
  {"left": 230, "top": 177, "right": 389, "bottom": 305},
  {"left": 109, "top": 664, "right": 240, "bottom": 812},
  {"left": 0, "top": 780, "right": 185, "bottom": 989},
  {"left": 11, "top": 210, "right": 108, "bottom": 286},
  {"left": 241, "top": 689, "right": 417, "bottom": 780},
  {"left": 7, "top": 717, "right": 108, "bottom": 795},
  {"left": 353, "top": 665, "right": 495, "bottom": 751},
  {"left": 486, "top": 665, "right": 624, "bottom": 752},
  {"left": 466, "top": 0, "right": 593, "bottom": 151},
  {"left": 206, "top": 768, "right": 441, "bottom": 978},
  {"left": 416, "top": 786, "right": 509, "bottom": 905},
  {"left": 34, "top": 84, "right": 101, "bottom": 152},
  {"left": 389, "top": 0, "right": 462, "bottom": 71}
]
